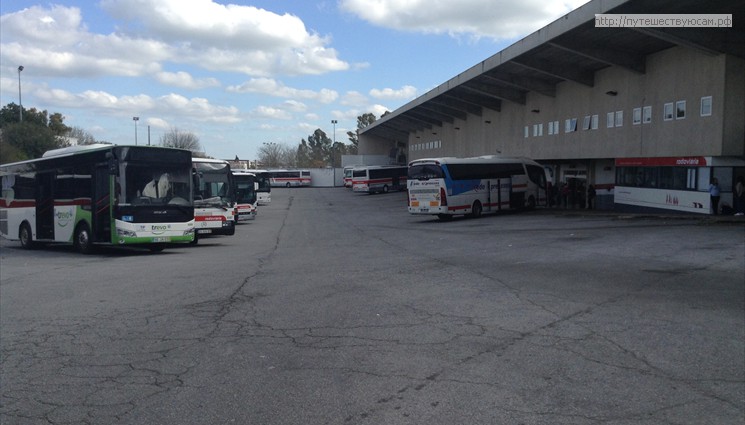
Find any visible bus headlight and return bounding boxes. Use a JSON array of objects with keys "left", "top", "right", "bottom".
[
  {"left": 117, "top": 228, "right": 137, "bottom": 238},
  {"left": 183, "top": 228, "right": 195, "bottom": 236}
]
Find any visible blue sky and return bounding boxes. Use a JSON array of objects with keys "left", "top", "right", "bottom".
[{"left": 0, "top": 0, "right": 589, "bottom": 160}]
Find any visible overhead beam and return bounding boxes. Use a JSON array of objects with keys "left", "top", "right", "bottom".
[
  {"left": 632, "top": 27, "right": 736, "bottom": 57},
  {"left": 409, "top": 108, "right": 453, "bottom": 125},
  {"left": 481, "top": 71, "right": 557, "bottom": 98},
  {"left": 402, "top": 111, "right": 443, "bottom": 127},
  {"left": 510, "top": 55, "right": 595, "bottom": 87},
  {"left": 434, "top": 95, "right": 482, "bottom": 116},
  {"left": 547, "top": 40, "right": 646, "bottom": 74},
  {"left": 418, "top": 102, "right": 468, "bottom": 121},
  {"left": 462, "top": 78, "right": 527, "bottom": 104},
  {"left": 449, "top": 87, "right": 502, "bottom": 112}
]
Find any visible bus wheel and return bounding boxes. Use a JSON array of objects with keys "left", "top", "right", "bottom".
[
  {"left": 190, "top": 233, "right": 199, "bottom": 245},
  {"left": 74, "top": 223, "right": 94, "bottom": 255},
  {"left": 526, "top": 195, "right": 536, "bottom": 210},
  {"left": 19, "top": 223, "right": 36, "bottom": 250},
  {"left": 286, "top": 182, "right": 291, "bottom": 188},
  {"left": 382, "top": 185, "right": 389, "bottom": 193},
  {"left": 471, "top": 201, "right": 483, "bottom": 218}
]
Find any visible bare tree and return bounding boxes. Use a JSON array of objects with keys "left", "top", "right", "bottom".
[
  {"left": 66, "top": 126, "right": 98, "bottom": 145},
  {"left": 258, "top": 142, "right": 295, "bottom": 168},
  {"left": 160, "top": 127, "right": 202, "bottom": 152}
]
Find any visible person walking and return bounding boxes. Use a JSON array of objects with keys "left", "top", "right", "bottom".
[{"left": 709, "top": 177, "right": 721, "bottom": 215}]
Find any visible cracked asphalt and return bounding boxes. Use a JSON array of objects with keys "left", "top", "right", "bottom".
[{"left": 1, "top": 188, "right": 743, "bottom": 425}]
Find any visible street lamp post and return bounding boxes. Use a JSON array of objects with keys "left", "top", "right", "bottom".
[
  {"left": 133, "top": 117, "right": 139, "bottom": 145},
  {"left": 331, "top": 119, "right": 338, "bottom": 167},
  {"left": 331, "top": 119, "right": 337, "bottom": 144},
  {"left": 18, "top": 66, "right": 24, "bottom": 122}
]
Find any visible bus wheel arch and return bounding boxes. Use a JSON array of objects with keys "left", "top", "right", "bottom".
[
  {"left": 471, "top": 201, "right": 483, "bottom": 218},
  {"left": 382, "top": 185, "right": 389, "bottom": 193},
  {"left": 19, "top": 222, "right": 36, "bottom": 249},
  {"left": 526, "top": 195, "right": 536, "bottom": 210},
  {"left": 286, "top": 182, "right": 291, "bottom": 188},
  {"left": 74, "top": 221, "right": 94, "bottom": 254}
]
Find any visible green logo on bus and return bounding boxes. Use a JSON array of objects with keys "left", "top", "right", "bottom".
[
  {"left": 151, "top": 224, "right": 170, "bottom": 234},
  {"left": 55, "top": 209, "right": 74, "bottom": 227}
]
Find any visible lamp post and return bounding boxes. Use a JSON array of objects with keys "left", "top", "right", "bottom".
[
  {"left": 331, "top": 119, "right": 337, "bottom": 144},
  {"left": 18, "top": 66, "right": 24, "bottom": 122},
  {"left": 331, "top": 119, "right": 338, "bottom": 167},
  {"left": 133, "top": 117, "right": 139, "bottom": 145}
]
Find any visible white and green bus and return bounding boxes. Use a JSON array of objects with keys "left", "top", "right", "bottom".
[
  {"left": 0, "top": 144, "right": 195, "bottom": 253},
  {"left": 407, "top": 156, "right": 548, "bottom": 220}
]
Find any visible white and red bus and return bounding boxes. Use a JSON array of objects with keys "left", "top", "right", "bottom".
[
  {"left": 231, "top": 170, "right": 258, "bottom": 221},
  {"left": 267, "top": 169, "right": 311, "bottom": 187},
  {"left": 249, "top": 169, "right": 272, "bottom": 205},
  {"left": 407, "top": 156, "right": 548, "bottom": 219},
  {"left": 192, "top": 158, "right": 236, "bottom": 242},
  {"left": 343, "top": 166, "right": 354, "bottom": 188},
  {"left": 352, "top": 165, "right": 408, "bottom": 194}
]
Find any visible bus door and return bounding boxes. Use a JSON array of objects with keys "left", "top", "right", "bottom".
[
  {"left": 93, "top": 166, "right": 112, "bottom": 242},
  {"left": 35, "top": 172, "right": 55, "bottom": 240}
]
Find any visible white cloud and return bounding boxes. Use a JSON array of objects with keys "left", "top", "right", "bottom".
[
  {"left": 227, "top": 78, "right": 339, "bottom": 104},
  {"left": 0, "top": 1, "right": 350, "bottom": 80},
  {"left": 369, "top": 85, "right": 417, "bottom": 101},
  {"left": 252, "top": 105, "right": 293, "bottom": 120},
  {"left": 339, "top": 0, "right": 591, "bottom": 41},
  {"left": 155, "top": 71, "right": 220, "bottom": 89}
]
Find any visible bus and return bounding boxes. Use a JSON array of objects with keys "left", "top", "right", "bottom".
[
  {"left": 231, "top": 170, "right": 258, "bottom": 221},
  {"left": 192, "top": 158, "right": 236, "bottom": 241},
  {"left": 0, "top": 144, "right": 195, "bottom": 253},
  {"left": 352, "top": 165, "right": 408, "bottom": 194},
  {"left": 407, "top": 156, "right": 548, "bottom": 219},
  {"left": 343, "top": 166, "right": 354, "bottom": 188},
  {"left": 267, "top": 169, "right": 311, "bottom": 187},
  {"left": 250, "top": 169, "right": 272, "bottom": 205}
]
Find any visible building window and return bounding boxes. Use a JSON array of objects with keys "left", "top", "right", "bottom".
[
  {"left": 553, "top": 121, "right": 559, "bottom": 134},
  {"left": 591, "top": 114, "right": 598, "bottom": 130},
  {"left": 633, "top": 108, "right": 642, "bottom": 125},
  {"left": 565, "top": 118, "right": 578, "bottom": 133},
  {"left": 548, "top": 121, "right": 554, "bottom": 135},
  {"left": 643, "top": 106, "right": 652, "bottom": 124},
  {"left": 615, "top": 111, "right": 623, "bottom": 127},
  {"left": 700, "top": 96, "right": 712, "bottom": 116},
  {"left": 524, "top": 126, "right": 529, "bottom": 138},
  {"left": 538, "top": 123, "right": 543, "bottom": 136},
  {"left": 582, "top": 115, "right": 591, "bottom": 130},
  {"left": 664, "top": 102, "right": 674, "bottom": 121},
  {"left": 607, "top": 112, "right": 614, "bottom": 128},
  {"left": 676, "top": 100, "right": 686, "bottom": 120}
]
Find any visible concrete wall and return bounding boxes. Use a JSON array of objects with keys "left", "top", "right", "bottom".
[{"left": 362, "top": 47, "right": 742, "bottom": 164}]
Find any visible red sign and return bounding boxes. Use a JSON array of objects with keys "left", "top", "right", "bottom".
[{"left": 615, "top": 157, "right": 707, "bottom": 167}]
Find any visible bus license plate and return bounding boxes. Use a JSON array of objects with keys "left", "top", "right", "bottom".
[
  {"left": 420, "top": 208, "right": 429, "bottom": 212},
  {"left": 153, "top": 237, "right": 170, "bottom": 242}
]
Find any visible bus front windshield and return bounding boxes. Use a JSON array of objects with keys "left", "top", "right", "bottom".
[
  {"left": 121, "top": 163, "right": 192, "bottom": 206},
  {"left": 195, "top": 165, "right": 234, "bottom": 208}
]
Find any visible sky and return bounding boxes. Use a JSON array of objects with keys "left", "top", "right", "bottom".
[{"left": 0, "top": 0, "right": 590, "bottom": 160}]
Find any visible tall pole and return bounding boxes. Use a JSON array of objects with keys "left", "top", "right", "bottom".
[
  {"left": 331, "top": 119, "right": 338, "bottom": 167},
  {"left": 17, "top": 66, "right": 24, "bottom": 122},
  {"left": 133, "top": 117, "right": 139, "bottom": 145},
  {"left": 331, "top": 119, "right": 337, "bottom": 144}
]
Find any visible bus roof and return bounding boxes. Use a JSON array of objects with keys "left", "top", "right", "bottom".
[{"left": 409, "top": 155, "right": 539, "bottom": 167}]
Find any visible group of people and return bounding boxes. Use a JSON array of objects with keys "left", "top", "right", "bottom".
[
  {"left": 709, "top": 176, "right": 745, "bottom": 215},
  {"left": 547, "top": 181, "right": 597, "bottom": 209}
]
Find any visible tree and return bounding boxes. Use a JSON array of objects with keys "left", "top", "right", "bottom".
[
  {"left": 160, "top": 127, "right": 202, "bottom": 152},
  {"left": 66, "top": 126, "right": 98, "bottom": 145},
  {"left": 258, "top": 142, "right": 294, "bottom": 168},
  {"left": 300, "top": 129, "right": 333, "bottom": 167},
  {"left": 346, "top": 112, "right": 377, "bottom": 155},
  {"left": 0, "top": 103, "right": 69, "bottom": 163}
]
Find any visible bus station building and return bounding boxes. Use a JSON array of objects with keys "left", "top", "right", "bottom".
[{"left": 358, "top": 0, "right": 744, "bottom": 214}]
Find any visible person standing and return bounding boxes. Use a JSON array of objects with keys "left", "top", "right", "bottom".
[
  {"left": 587, "top": 184, "right": 597, "bottom": 209},
  {"left": 709, "top": 177, "right": 721, "bottom": 215},
  {"left": 735, "top": 176, "right": 745, "bottom": 216}
]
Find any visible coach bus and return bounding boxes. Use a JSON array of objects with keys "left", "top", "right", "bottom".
[
  {"left": 192, "top": 158, "right": 236, "bottom": 242},
  {"left": 407, "top": 156, "right": 548, "bottom": 219},
  {"left": 0, "top": 144, "right": 195, "bottom": 253},
  {"left": 250, "top": 169, "right": 272, "bottom": 205},
  {"left": 343, "top": 166, "right": 354, "bottom": 188},
  {"left": 231, "top": 170, "right": 258, "bottom": 221},
  {"left": 267, "top": 169, "right": 311, "bottom": 187},
  {"left": 352, "top": 165, "right": 408, "bottom": 194}
]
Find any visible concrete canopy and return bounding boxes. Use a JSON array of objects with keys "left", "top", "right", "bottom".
[{"left": 360, "top": 0, "right": 744, "bottom": 142}]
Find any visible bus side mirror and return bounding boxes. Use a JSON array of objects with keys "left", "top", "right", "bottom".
[{"left": 106, "top": 153, "right": 119, "bottom": 176}]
